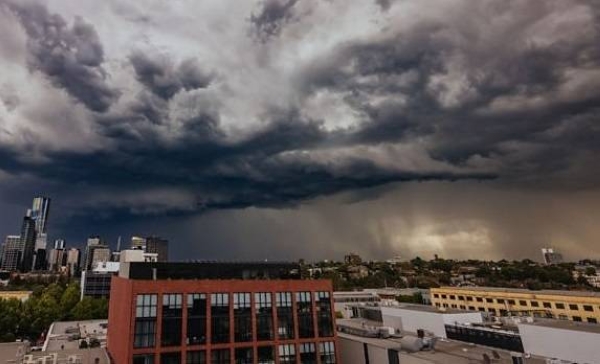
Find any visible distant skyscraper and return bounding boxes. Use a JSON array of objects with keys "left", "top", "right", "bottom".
[
  {"left": 30, "top": 197, "right": 51, "bottom": 271},
  {"left": 0, "top": 235, "right": 23, "bottom": 271},
  {"left": 54, "top": 239, "right": 65, "bottom": 250},
  {"left": 145, "top": 236, "right": 169, "bottom": 262},
  {"left": 84, "top": 237, "right": 111, "bottom": 270},
  {"left": 541, "top": 248, "right": 563, "bottom": 265},
  {"left": 19, "top": 211, "right": 37, "bottom": 272},
  {"left": 66, "top": 248, "right": 81, "bottom": 276}
]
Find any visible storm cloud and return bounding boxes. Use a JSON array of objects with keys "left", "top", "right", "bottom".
[{"left": 0, "top": 0, "right": 599, "bottom": 260}]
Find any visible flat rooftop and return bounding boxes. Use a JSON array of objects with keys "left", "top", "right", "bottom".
[
  {"left": 28, "top": 348, "right": 110, "bottom": 364},
  {"left": 385, "top": 303, "right": 475, "bottom": 314},
  {"left": 0, "top": 342, "right": 27, "bottom": 363},
  {"left": 45, "top": 320, "right": 108, "bottom": 352},
  {"left": 435, "top": 286, "right": 600, "bottom": 298},
  {"left": 338, "top": 332, "right": 548, "bottom": 364},
  {"left": 519, "top": 318, "right": 600, "bottom": 334},
  {"left": 122, "top": 261, "right": 302, "bottom": 280}
]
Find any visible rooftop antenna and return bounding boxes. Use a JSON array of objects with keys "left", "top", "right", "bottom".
[{"left": 116, "top": 236, "right": 122, "bottom": 252}]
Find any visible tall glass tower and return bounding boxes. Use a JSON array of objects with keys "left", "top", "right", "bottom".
[{"left": 31, "top": 196, "right": 51, "bottom": 250}]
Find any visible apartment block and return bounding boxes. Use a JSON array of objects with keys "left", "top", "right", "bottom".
[{"left": 431, "top": 286, "right": 600, "bottom": 323}]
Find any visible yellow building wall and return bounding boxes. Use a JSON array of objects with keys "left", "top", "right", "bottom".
[
  {"left": 0, "top": 291, "right": 32, "bottom": 302},
  {"left": 430, "top": 287, "right": 600, "bottom": 323}
]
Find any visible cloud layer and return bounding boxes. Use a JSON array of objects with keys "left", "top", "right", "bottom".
[{"left": 0, "top": 0, "right": 599, "bottom": 259}]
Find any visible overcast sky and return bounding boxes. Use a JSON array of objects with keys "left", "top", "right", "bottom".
[{"left": 0, "top": 0, "right": 599, "bottom": 261}]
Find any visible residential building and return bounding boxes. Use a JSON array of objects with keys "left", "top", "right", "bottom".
[
  {"left": 107, "top": 262, "right": 338, "bottom": 364},
  {"left": 431, "top": 286, "right": 600, "bottom": 323},
  {"left": 541, "top": 247, "right": 563, "bottom": 265},
  {"left": 0, "top": 235, "right": 22, "bottom": 271},
  {"left": 145, "top": 236, "right": 169, "bottom": 262}
]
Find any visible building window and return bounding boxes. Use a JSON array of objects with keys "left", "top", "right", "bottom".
[
  {"left": 435, "top": 303, "right": 440, "bottom": 308},
  {"left": 450, "top": 295, "right": 456, "bottom": 300},
  {"left": 475, "top": 297, "right": 483, "bottom": 302},
  {"left": 441, "top": 295, "right": 447, "bottom": 299},
  {"left": 519, "top": 300, "right": 527, "bottom": 306},
  {"left": 485, "top": 298, "right": 493, "bottom": 303},
  {"left": 569, "top": 304, "right": 579, "bottom": 310},
  {"left": 211, "top": 293, "right": 230, "bottom": 343},
  {"left": 161, "top": 294, "right": 182, "bottom": 347},
  {"left": 255, "top": 292, "right": 274, "bottom": 341},
  {"left": 316, "top": 292, "right": 334, "bottom": 337},
  {"left": 296, "top": 292, "right": 314, "bottom": 338},
  {"left": 433, "top": 294, "right": 439, "bottom": 298},
  {"left": 477, "top": 307, "right": 484, "bottom": 312},
  {"left": 573, "top": 316, "right": 582, "bottom": 322},
  {"left": 458, "top": 296, "right": 464, "bottom": 300},
  {"left": 451, "top": 304, "right": 457, "bottom": 308},
  {"left": 133, "top": 355, "right": 154, "bottom": 364},
  {"left": 134, "top": 294, "right": 157, "bottom": 348},
  {"left": 160, "top": 352, "right": 181, "bottom": 364},
  {"left": 234, "top": 293, "right": 253, "bottom": 342},
  {"left": 235, "top": 347, "right": 253, "bottom": 364},
  {"left": 507, "top": 300, "right": 516, "bottom": 305},
  {"left": 543, "top": 302, "right": 552, "bottom": 308},
  {"left": 531, "top": 301, "right": 539, "bottom": 307},
  {"left": 588, "top": 317, "right": 597, "bottom": 324},
  {"left": 460, "top": 305, "right": 466, "bottom": 310},
  {"left": 584, "top": 305, "right": 594, "bottom": 312},
  {"left": 187, "top": 294, "right": 207, "bottom": 345},
  {"left": 497, "top": 299, "right": 505, "bottom": 304},
  {"left": 278, "top": 344, "right": 295, "bottom": 364},
  {"left": 319, "top": 341, "right": 336, "bottom": 364},
  {"left": 558, "top": 314, "right": 568, "bottom": 320},
  {"left": 277, "top": 292, "right": 295, "bottom": 339},
  {"left": 211, "top": 349, "right": 230, "bottom": 364},
  {"left": 555, "top": 303, "right": 565, "bottom": 309},
  {"left": 186, "top": 351, "right": 206, "bottom": 364},
  {"left": 299, "top": 342, "right": 317, "bottom": 364},
  {"left": 257, "top": 346, "right": 275, "bottom": 364}
]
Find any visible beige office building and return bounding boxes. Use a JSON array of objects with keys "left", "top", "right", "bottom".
[{"left": 431, "top": 286, "right": 600, "bottom": 324}]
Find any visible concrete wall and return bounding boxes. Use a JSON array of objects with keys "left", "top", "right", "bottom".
[
  {"left": 381, "top": 307, "right": 448, "bottom": 338},
  {"left": 381, "top": 307, "right": 482, "bottom": 338},
  {"left": 339, "top": 336, "right": 399, "bottom": 364},
  {"left": 519, "top": 323, "right": 600, "bottom": 364}
]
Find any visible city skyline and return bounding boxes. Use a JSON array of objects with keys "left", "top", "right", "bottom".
[{"left": 0, "top": 0, "right": 599, "bottom": 261}]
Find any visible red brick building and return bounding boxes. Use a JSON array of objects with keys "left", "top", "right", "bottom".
[{"left": 107, "top": 262, "right": 338, "bottom": 364}]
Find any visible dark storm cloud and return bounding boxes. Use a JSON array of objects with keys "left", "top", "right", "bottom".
[
  {"left": 129, "top": 51, "right": 212, "bottom": 100},
  {"left": 249, "top": 0, "right": 299, "bottom": 42},
  {"left": 2, "top": 0, "right": 119, "bottom": 112},
  {"left": 299, "top": 3, "right": 600, "bottom": 185}
]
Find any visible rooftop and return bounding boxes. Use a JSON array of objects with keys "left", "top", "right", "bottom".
[
  {"left": 338, "top": 332, "right": 547, "bottom": 364},
  {"left": 121, "top": 261, "right": 301, "bottom": 280},
  {"left": 44, "top": 320, "right": 107, "bottom": 352},
  {"left": 435, "top": 286, "right": 600, "bottom": 298},
  {"left": 384, "top": 303, "right": 476, "bottom": 315},
  {"left": 0, "top": 342, "right": 27, "bottom": 363}
]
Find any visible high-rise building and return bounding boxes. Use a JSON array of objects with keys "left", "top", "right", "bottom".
[
  {"left": 31, "top": 197, "right": 50, "bottom": 249},
  {"left": 145, "top": 236, "right": 169, "bottom": 262},
  {"left": 19, "top": 211, "right": 37, "bottom": 272},
  {"left": 541, "top": 248, "right": 563, "bottom": 265},
  {"left": 107, "top": 262, "right": 338, "bottom": 364},
  {"left": 54, "top": 239, "right": 65, "bottom": 250},
  {"left": 0, "top": 235, "right": 23, "bottom": 271}
]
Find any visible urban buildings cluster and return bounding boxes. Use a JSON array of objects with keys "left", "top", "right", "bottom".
[{"left": 0, "top": 196, "right": 169, "bottom": 282}]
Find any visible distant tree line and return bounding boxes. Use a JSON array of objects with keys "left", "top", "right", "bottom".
[{"left": 0, "top": 282, "right": 108, "bottom": 343}]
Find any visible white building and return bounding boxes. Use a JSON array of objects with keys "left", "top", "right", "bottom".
[
  {"left": 333, "top": 291, "right": 380, "bottom": 318},
  {"left": 519, "top": 320, "right": 600, "bottom": 364},
  {"left": 380, "top": 304, "right": 483, "bottom": 338}
]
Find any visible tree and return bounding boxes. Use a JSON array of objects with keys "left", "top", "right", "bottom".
[
  {"left": 585, "top": 267, "right": 597, "bottom": 276},
  {"left": 60, "top": 284, "right": 81, "bottom": 318}
]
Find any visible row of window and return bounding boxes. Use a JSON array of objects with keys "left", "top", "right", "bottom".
[
  {"left": 132, "top": 341, "right": 336, "bottom": 364},
  {"left": 433, "top": 294, "right": 597, "bottom": 312},
  {"left": 435, "top": 302, "right": 599, "bottom": 323},
  {"left": 134, "top": 292, "right": 334, "bottom": 348}
]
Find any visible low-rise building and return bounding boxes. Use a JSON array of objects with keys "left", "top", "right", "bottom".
[
  {"left": 0, "top": 290, "right": 32, "bottom": 302},
  {"left": 431, "top": 286, "right": 600, "bottom": 323}
]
